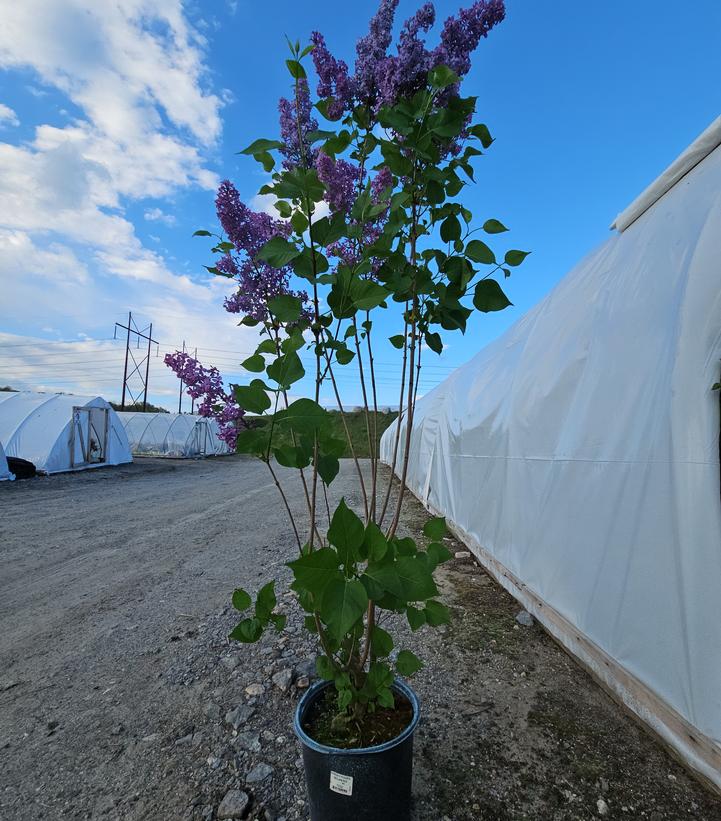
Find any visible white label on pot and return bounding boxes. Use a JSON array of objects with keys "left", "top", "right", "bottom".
[{"left": 329, "top": 771, "right": 353, "bottom": 796}]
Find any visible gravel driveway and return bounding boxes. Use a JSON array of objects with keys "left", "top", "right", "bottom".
[{"left": 1, "top": 456, "right": 719, "bottom": 820}]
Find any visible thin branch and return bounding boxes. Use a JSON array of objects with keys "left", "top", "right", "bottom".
[
  {"left": 365, "top": 311, "right": 379, "bottom": 521},
  {"left": 351, "top": 315, "right": 374, "bottom": 524},
  {"left": 358, "top": 601, "right": 375, "bottom": 669},
  {"left": 378, "top": 310, "right": 409, "bottom": 527},
  {"left": 322, "top": 481, "right": 332, "bottom": 528},
  {"left": 265, "top": 461, "right": 301, "bottom": 550},
  {"left": 387, "top": 197, "right": 420, "bottom": 540},
  {"left": 324, "top": 350, "right": 370, "bottom": 520}
]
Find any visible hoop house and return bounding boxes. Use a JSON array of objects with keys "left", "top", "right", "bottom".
[
  {"left": 0, "top": 391, "right": 132, "bottom": 474},
  {"left": 381, "top": 117, "right": 721, "bottom": 787},
  {"left": 117, "top": 412, "right": 232, "bottom": 458}
]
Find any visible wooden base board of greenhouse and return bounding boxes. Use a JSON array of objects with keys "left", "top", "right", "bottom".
[{"left": 415, "top": 495, "right": 721, "bottom": 797}]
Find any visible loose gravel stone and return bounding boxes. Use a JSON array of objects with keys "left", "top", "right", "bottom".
[
  {"left": 246, "top": 762, "right": 274, "bottom": 783},
  {"left": 217, "top": 789, "right": 249, "bottom": 819},
  {"left": 233, "top": 732, "right": 261, "bottom": 753},
  {"left": 271, "top": 669, "right": 293, "bottom": 692},
  {"left": 225, "top": 704, "right": 255, "bottom": 729},
  {"left": 245, "top": 683, "right": 265, "bottom": 697},
  {"left": 175, "top": 732, "right": 194, "bottom": 746},
  {"left": 295, "top": 659, "right": 315, "bottom": 679},
  {"left": 515, "top": 609, "right": 534, "bottom": 627}
]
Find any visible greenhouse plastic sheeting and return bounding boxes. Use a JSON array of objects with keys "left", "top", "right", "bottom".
[
  {"left": 118, "top": 412, "right": 232, "bottom": 458},
  {"left": 0, "top": 440, "right": 13, "bottom": 481},
  {"left": 0, "top": 391, "right": 132, "bottom": 474},
  {"left": 381, "top": 120, "right": 721, "bottom": 784}
]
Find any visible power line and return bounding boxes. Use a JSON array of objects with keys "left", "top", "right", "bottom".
[
  {"left": 0, "top": 349, "right": 458, "bottom": 372},
  {"left": 0, "top": 336, "right": 460, "bottom": 370},
  {"left": 0, "top": 337, "right": 117, "bottom": 348}
]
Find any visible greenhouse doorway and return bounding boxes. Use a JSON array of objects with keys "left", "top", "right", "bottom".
[
  {"left": 71, "top": 406, "right": 109, "bottom": 467},
  {"left": 197, "top": 419, "right": 213, "bottom": 456}
]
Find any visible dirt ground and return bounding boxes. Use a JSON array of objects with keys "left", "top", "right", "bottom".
[{"left": 1, "top": 457, "right": 720, "bottom": 821}]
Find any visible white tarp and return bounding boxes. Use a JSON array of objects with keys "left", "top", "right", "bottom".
[
  {"left": 382, "top": 123, "right": 721, "bottom": 785},
  {"left": 0, "top": 391, "right": 132, "bottom": 474},
  {"left": 118, "top": 412, "right": 232, "bottom": 458},
  {"left": 0, "top": 439, "right": 13, "bottom": 481}
]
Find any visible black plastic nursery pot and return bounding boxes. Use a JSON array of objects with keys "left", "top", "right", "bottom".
[{"left": 294, "top": 678, "right": 420, "bottom": 821}]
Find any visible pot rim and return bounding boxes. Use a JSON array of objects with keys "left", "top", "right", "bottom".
[{"left": 293, "top": 677, "right": 420, "bottom": 756}]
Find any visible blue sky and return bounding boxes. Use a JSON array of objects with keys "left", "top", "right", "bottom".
[{"left": 0, "top": 0, "right": 719, "bottom": 408}]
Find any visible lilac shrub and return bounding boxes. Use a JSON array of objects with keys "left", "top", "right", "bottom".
[{"left": 167, "top": 0, "right": 527, "bottom": 734}]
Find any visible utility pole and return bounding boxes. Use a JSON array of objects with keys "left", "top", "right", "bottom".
[
  {"left": 114, "top": 312, "right": 159, "bottom": 411},
  {"left": 178, "top": 340, "right": 186, "bottom": 413},
  {"left": 191, "top": 347, "right": 197, "bottom": 414},
  {"left": 178, "top": 343, "right": 198, "bottom": 415}
]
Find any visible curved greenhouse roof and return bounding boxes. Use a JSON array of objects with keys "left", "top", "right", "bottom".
[
  {"left": 117, "top": 412, "right": 232, "bottom": 458},
  {"left": 0, "top": 391, "right": 132, "bottom": 474}
]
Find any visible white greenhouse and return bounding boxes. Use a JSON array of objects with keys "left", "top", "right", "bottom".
[
  {"left": 0, "top": 440, "right": 13, "bottom": 481},
  {"left": 0, "top": 391, "right": 132, "bottom": 474},
  {"left": 117, "top": 412, "right": 232, "bottom": 458},
  {"left": 381, "top": 117, "right": 721, "bottom": 787}
]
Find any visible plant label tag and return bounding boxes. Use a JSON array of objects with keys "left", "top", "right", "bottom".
[{"left": 329, "top": 771, "right": 353, "bottom": 796}]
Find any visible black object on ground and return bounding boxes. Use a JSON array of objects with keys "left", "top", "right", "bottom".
[{"left": 6, "top": 457, "right": 36, "bottom": 480}]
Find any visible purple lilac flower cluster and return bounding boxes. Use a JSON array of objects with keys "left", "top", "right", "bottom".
[
  {"left": 311, "top": 0, "right": 505, "bottom": 113},
  {"left": 354, "top": 0, "right": 400, "bottom": 104},
  {"left": 278, "top": 78, "right": 318, "bottom": 170},
  {"left": 315, "top": 153, "right": 360, "bottom": 214},
  {"left": 310, "top": 32, "right": 355, "bottom": 120},
  {"left": 215, "top": 180, "right": 310, "bottom": 322},
  {"left": 433, "top": 0, "right": 505, "bottom": 77},
  {"left": 164, "top": 351, "right": 243, "bottom": 449},
  {"left": 316, "top": 154, "right": 393, "bottom": 269}
]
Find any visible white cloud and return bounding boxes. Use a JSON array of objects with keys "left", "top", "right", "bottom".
[
  {"left": 0, "top": 234, "right": 262, "bottom": 406},
  {"left": 250, "top": 192, "right": 281, "bottom": 218},
  {"left": 249, "top": 193, "right": 331, "bottom": 228},
  {"left": 0, "top": 103, "right": 19, "bottom": 127},
  {"left": 144, "top": 207, "right": 177, "bottom": 226},
  {"left": 0, "top": 1, "right": 221, "bottom": 143},
  {"left": 0, "top": 1, "right": 222, "bottom": 243},
  {"left": 0, "top": 0, "right": 238, "bottom": 396}
]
